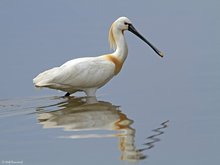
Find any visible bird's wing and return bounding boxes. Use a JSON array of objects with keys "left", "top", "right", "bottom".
[{"left": 34, "top": 56, "right": 115, "bottom": 89}]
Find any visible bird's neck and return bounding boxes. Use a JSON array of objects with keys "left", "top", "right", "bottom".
[{"left": 112, "top": 30, "right": 128, "bottom": 63}]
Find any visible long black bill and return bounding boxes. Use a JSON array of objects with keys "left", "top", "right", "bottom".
[{"left": 128, "top": 24, "right": 164, "bottom": 58}]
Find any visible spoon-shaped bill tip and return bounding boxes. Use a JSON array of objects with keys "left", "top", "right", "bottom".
[{"left": 158, "top": 51, "right": 164, "bottom": 58}]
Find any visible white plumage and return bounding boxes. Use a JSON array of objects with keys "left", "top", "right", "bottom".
[
  {"left": 34, "top": 56, "right": 115, "bottom": 96},
  {"left": 33, "top": 17, "right": 163, "bottom": 97}
]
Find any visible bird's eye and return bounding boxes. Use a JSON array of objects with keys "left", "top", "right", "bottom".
[{"left": 124, "top": 22, "right": 128, "bottom": 25}]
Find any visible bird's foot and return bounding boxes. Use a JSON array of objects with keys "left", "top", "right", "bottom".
[{"left": 64, "top": 92, "right": 71, "bottom": 97}]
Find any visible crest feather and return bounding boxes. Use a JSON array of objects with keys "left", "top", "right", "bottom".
[{"left": 108, "top": 23, "right": 116, "bottom": 50}]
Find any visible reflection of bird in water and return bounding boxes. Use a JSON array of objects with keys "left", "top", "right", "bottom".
[
  {"left": 36, "top": 97, "right": 168, "bottom": 161},
  {"left": 138, "top": 120, "right": 169, "bottom": 153}
]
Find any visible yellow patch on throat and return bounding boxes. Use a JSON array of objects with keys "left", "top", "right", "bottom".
[{"left": 104, "top": 55, "right": 123, "bottom": 75}]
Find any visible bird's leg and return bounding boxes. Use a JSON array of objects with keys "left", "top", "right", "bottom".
[
  {"left": 64, "top": 92, "right": 70, "bottom": 97},
  {"left": 85, "top": 88, "right": 97, "bottom": 97}
]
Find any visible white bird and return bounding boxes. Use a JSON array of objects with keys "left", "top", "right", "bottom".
[{"left": 33, "top": 17, "right": 164, "bottom": 97}]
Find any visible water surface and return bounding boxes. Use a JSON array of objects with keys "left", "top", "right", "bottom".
[
  {"left": 0, "top": 96, "right": 170, "bottom": 164},
  {"left": 0, "top": 0, "right": 219, "bottom": 164}
]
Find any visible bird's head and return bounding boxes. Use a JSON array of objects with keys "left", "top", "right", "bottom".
[
  {"left": 109, "top": 17, "right": 164, "bottom": 58},
  {"left": 113, "top": 17, "right": 132, "bottom": 31}
]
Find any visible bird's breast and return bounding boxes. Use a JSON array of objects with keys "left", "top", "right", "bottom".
[{"left": 103, "top": 54, "right": 123, "bottom": 75}]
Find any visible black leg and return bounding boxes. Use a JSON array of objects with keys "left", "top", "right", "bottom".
[{"left": 64, "top": 92, "right": 70, "bottom": 97}]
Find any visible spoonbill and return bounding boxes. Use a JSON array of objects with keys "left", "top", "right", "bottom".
[{"left": 33, "top": 17, "right": 164, "bottom": 97}]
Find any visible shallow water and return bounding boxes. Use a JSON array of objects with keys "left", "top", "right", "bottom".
[
  {"left": 0, "top": 96, "right": 170, "bottom": 164},
  {"left": 0, "top": 91, "right": 220, "bottom": 165},
  {"left": 1, "top": 0, "right": 220, "bottom": 164}
]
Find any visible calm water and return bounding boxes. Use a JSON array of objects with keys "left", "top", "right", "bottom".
[
  {"left": 0, "top": 96, "right": 170, "bottom": 164},
  {"left": 0, "top": 0, "right": 219, "bottom": 165}
]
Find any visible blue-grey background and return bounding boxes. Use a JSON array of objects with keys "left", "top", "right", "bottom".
[{"left": 0, "top": 0, "right": 219, "bottom": 165}]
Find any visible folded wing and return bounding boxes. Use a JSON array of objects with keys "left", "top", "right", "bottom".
[{"left": 33, "top": 56, "right": 115, "bottom": 92}]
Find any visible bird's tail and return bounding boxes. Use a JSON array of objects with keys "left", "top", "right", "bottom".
[{"left": 33, "top": 67, "right": 58, "bottom": 87}]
